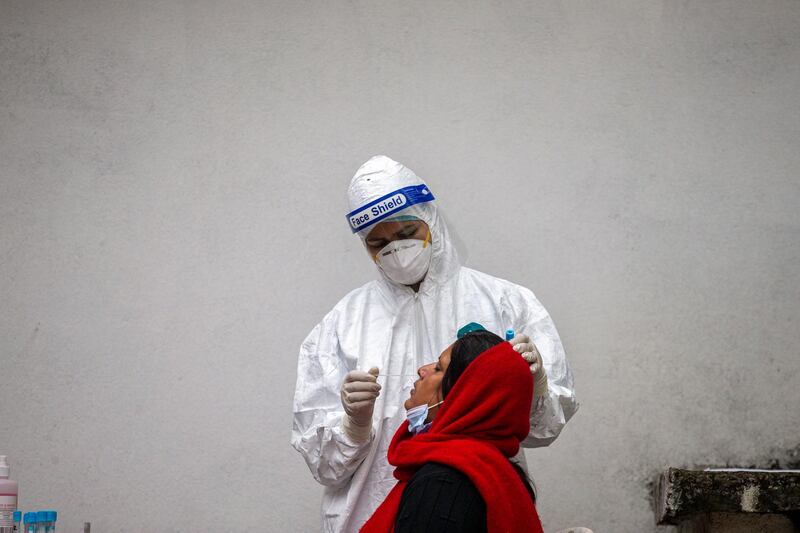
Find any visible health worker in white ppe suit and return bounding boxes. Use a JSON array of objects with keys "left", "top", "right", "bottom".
[{"left": 291, "top": 155, "right": 578, "bottom": 533}]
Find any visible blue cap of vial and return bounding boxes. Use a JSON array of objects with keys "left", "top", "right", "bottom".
[
  {"left": 46, "top": 510, "right": 58, "bottom": 521},
  {"left": 37, "top": 511, "right": 48, "bottom": 522},
  {"left": 505, "top": 329, "right": 515, "bottom": 341},
  {"left": 13, "top": 511, "right": 21, "bottom": 521},
  {"left": 24, "top": 512, "right": 37, "bottom": 523}
]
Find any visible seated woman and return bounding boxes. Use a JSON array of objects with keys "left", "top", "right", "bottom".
[{"left": 360, "top": 329, "right": 543, "bottom": 533}]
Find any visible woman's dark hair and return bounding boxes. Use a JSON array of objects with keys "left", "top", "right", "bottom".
[
  {"left": 441, "top": 330, "right": 505, "bottom": 398},
  {"left": 441, "top": 329, "right": 536, "bottom": 503}
]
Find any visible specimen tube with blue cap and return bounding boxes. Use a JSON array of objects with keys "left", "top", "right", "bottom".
[
  {"left": 35, "top": 512, "right": 46, "bottom": 533},
  {"left": 22, "top": 513, "right": 35, "bottom": 533}
]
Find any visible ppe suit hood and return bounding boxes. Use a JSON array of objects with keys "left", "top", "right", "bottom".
[{"left": 347, "top": 155, "right": 461, "bottom": 293}]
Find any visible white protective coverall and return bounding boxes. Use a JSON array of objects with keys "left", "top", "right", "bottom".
[{"left": 291, "top": 156, "right": 577, "bottom": 533}]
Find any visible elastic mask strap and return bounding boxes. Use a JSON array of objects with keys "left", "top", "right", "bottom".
[{"left": 371, "top": 232, "right": 429, "bottom": 262}]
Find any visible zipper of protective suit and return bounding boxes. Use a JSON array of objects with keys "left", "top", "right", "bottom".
[{"left": 412, "top": 291, "right": 431, "bottom": 371}]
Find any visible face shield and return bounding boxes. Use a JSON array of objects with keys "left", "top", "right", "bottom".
[
  {"left": 346, "top": 184, "right": 436, "bottom": 237},
  {"left": 353, "top": 207, "right": 434, "bottom": 286}
]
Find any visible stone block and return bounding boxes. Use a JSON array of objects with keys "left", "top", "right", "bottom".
[{"left": 655, "top": 468, "right": 800, "bottom": 531}]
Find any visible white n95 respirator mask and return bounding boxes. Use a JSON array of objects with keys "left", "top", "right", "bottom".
[{"left": 374, "top": 233, "right": 433, "bottom": 286}]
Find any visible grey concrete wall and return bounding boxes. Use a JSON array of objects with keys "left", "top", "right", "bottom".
[{"left": 1, "top": 1, "right": 798, "bottom": 531}]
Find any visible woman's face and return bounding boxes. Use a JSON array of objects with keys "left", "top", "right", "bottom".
[{"left": 404, "top": 344, "right": 453, "bottom": 411}]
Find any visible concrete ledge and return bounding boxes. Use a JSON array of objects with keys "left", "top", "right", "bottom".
[
  {"left": 674, "top": 512, "right": 797, "bottom": 533},
  {"left": 655, "top": 468, "right": 800, "bottom": 525}
]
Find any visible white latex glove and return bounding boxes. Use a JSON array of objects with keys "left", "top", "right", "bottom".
[
  {"left": 340, "top": 367, "right": 381, "bottom": 443},
  {"left": 509, "top": 334, "right": 548, "bottom": 397}
]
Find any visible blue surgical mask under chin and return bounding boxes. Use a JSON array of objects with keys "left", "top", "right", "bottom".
[{"left": 406, "top": 400, "right": 444, "bottom": 434}]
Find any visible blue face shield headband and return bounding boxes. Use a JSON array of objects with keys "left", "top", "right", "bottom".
[{"left": 346, "top": 185, "right": 435, "bottom": 234}]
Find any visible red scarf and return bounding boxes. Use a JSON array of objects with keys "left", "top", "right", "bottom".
[{"left": 360, "top": 341, "right": 544, "bottom": 533}]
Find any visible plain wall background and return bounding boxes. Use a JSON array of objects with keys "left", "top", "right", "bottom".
[{"left": 2, "top": 1, "right": 799, "bottom": 531}]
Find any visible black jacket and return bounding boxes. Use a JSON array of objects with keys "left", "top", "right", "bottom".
[{"left": 394, "top": 462, "right": 487, "bottom": 533}]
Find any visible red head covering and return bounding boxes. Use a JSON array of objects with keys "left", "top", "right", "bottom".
[{"left": 360, "top": 341, "right": 543, "bottom": 533}]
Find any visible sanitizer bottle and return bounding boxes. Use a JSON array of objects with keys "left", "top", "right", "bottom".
[{"left": 0, "top": 456, "right": 18, "bottom": 532}]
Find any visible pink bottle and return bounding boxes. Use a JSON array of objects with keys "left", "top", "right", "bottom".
[{"left": 0, "top": 455, "right": 18, "bottom": 530}]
